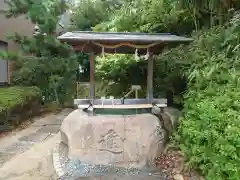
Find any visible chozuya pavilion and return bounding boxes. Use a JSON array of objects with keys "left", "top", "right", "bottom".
[{"left": 53, "top": 31, "right": 192, "bottom": 180}]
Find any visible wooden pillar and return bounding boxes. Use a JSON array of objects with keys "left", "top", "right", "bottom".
[
  {"left": 89, "top": 52, "right": 95, "bottom": 102},
  {"left": 7, "top": 60, "right": 14, "bottom": 85},
  {"left": 147, "top": 56, "right": 153, "bottom": 103}
]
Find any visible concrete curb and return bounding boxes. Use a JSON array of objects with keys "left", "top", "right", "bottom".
[{"left": 52, "top": 142, "right": 65, "bottom": 179}]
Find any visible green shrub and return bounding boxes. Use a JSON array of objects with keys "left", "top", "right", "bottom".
[
  {"left": 180, "top": 82, "right": 240, "bottom": 179},
  {"left": 0, "top": 86, "right": 40, "bottom": 110},
  {"left": 175, "top": 21, "right": 240, "bottom": 179},
  {"left": 0, "top": 86, "right": 41, "bottom": 131}
]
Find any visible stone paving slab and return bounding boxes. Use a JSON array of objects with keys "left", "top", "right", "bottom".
[
  {"left": 0, "top": 142, "right": 33, "bottom": 154},
  {"left": 0, "top": 152, "right": 16, "bottom": 167},
  {"left": 36, "top": 125, "right": 60, "bottom": 134},
  {"left": 0, "top": 109, "right": 73, "bottom": 180},
  {"left": 31, "top": 115, "right": 60, "bottom": 126},
  {"left": 18, "top": 132, "right": 51, "bottom": 143},
  {"left": 0, "top": 134, "right": 60, "bottom": 180},
  {"left": 31, "top": 109, "right": 72, "bottom": 126}
]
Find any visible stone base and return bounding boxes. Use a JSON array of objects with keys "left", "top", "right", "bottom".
[
  {"left": 60, "top": 109, "right": 167, "bottom": 169},
  {"left": 54, "top": 107, "right": 181, "bottom": 179}
]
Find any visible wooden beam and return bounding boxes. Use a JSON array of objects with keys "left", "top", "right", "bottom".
[
  {"left": 147, "top": 56, "right": 153, "bottom": 103},
  {"left": 89, "top": 52, "right": 95, "bottom": 102}
]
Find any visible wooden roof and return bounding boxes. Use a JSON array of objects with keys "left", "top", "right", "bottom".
[{"left": 58, "top": 31, "right": 193, "bottom": 54}]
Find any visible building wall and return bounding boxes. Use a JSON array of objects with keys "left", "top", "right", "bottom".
[
  {"left": 0, "top": 42, "right": 8, "bottom": 85},
  {"left": 0, "top": 0, "right": 34, "bottom": 84},
  {"left": 0, "top": 0, "right": 71, "bottom": 84}
]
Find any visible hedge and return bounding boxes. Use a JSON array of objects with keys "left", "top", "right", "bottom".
[
  {"left": 174, "top": 25, "right": 240, "bottom": 179},
  {"left": 0, "top": 86, "right": 41, "bottom": 132}
]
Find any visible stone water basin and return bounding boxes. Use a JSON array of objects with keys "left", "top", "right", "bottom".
[{"left": 53, "top": 99, "right": 173, "bottom": 179}]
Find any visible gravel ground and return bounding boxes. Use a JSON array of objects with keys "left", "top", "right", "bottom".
[{"left": 53, "top": 142, "right": 171, "bottom": 180}]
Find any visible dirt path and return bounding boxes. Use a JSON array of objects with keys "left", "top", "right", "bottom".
[{"left": 0, "top": 109, "right": 73, "bottom": 180}]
